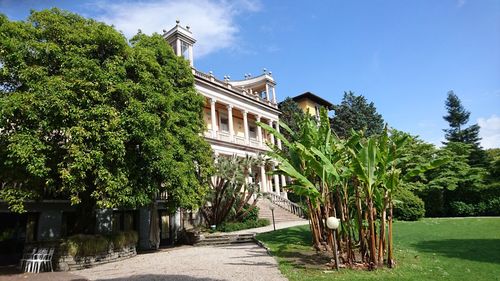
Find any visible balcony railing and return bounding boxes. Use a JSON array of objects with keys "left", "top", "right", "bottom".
[
  {"left": 193, "top": 69, "right": 277, "bottom": 108},
  {"left": 204, "top": 130, "right": 267, "bottom": 149}
]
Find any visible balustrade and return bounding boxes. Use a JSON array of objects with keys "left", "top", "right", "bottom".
[{"left": 265, "top": 192, "right": 305, "bottom": 218}]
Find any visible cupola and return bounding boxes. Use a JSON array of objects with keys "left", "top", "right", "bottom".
[{"left": 163, "top": 20, "right": 196, "bottom": 66}]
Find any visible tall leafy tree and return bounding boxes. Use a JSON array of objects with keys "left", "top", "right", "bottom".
[
  {"left": 0, "top": 9, "right": 213, "bottom": 224},
  {"left": 278, "top": 97, "right": 305, "bottom": 142},
  {"left": 330, "top": 91, "right": 384, "bottom": 139},
  {"left": 443, "top": 91, "right": 487, "bottom": 167}
]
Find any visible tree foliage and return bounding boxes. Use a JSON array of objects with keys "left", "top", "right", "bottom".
[
  {"left": 330, "top": 91, "right": 384, "bottom": 139},
  {"left": 442, "top": 90, "right": 487, "bottom": 167},
  {"left": 200, "top": 155, "right": 264, "bottom": 226},
  {"left": 278, "top": 97, "right": 305, "bottom": 142},
  {"left": 259, "top": 109, "right": 443, "bottom": 270},
  {"left": 0, "top": 9, "right": 213, "bottom": 214}
]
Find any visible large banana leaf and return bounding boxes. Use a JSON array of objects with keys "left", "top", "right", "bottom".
[{"left": 351, "top": 137, "right": 378, "bottom": 196}]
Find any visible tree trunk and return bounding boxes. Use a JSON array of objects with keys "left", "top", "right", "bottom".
[
  {"left": 378, "top": 192, "right": 388, "bottom": 266},
  {"left": 387, "top": 199, "right": 395, "bottom": 268},
  {"left": 355, "top": 187, "right": 366, "bottom": 262},
  {"left": 367, "top": 196, "right": 378, "bottom": 268},
  {"left": 307, "top": 199, "right": 322, "bottom": 251}
]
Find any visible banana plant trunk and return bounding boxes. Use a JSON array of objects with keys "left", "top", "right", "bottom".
[
  {"left": 378, "top": 192, "right": 388, "bottom": 266},
  {"left": 387, "top": 199, "right": 395, "bottom": 268},
  {"left": 367, "top": 196, "right": 378, "bottom": 268}
]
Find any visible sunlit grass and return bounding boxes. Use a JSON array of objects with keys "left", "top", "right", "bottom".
[{"left": 256, "top": 218, "right": 500, "bottom": 281}]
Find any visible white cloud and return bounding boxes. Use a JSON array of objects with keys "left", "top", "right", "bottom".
[
  {"left": 478, "top": 115, "right": 500, "bottom": 149},
  {"left": 91, "top": 0, "right": 260, "bottom": 57},
  {"left": 456, "top": 0, "right": 466, "bottom": 8}
]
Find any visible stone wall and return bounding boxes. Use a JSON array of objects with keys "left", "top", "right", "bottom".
[
  {"left": 23, "top": 241, "right": 136, "bottom": 271},
  {"left": 56, "top": 246, "right": 136, "bottom": 271}
]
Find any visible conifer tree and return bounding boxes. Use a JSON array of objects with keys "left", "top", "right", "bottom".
[
  {"left": 330, "top": 91, "right": 384, "bottom": 138},
  {"left": 443, "top": 91, "right": 487, "bottom": 167}
]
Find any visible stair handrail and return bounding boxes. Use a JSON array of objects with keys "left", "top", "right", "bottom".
[{"left": 264, "top": 192, "right": 305, "bottom": 218}]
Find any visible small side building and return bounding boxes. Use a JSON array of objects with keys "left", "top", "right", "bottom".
[{"left": 292, "top": 91, "right": 333, "bottom": 119}]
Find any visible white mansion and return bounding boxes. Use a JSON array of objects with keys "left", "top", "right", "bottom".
[{"left": 163, "top": 21, "right": 288, "bottom": 198}]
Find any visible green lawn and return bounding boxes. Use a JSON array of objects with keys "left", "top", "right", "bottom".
[{"left": 256, "top": 218, "right": 500, "bottom": 281}]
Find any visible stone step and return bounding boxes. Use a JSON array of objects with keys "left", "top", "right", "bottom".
[
  {"left": 194, "top": 234, "right": 255, "bottom": 247},
  {"left": 256, "top": 198, "right": 304, "bottom": 223}
]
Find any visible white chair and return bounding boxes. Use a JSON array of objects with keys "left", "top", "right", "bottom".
[
  {"left": 26, "top": 248, "right": 47, "bottom": 273},
  {"left": 41, "top": 248, "right": 54, "bottom": 272},
  {"left": 20, "top": 248, "right": 37, "bottom": 272}
]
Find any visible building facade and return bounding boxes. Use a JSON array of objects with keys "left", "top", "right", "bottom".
[{"left": 164, "top": 22, "right": 288, "bottom": 197}]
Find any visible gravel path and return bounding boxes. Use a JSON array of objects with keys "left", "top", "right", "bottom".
[
  {"left": 76, "top": 244, "right": 287, "bottom": 281},
  {"left": 1, "top": 244, "right": 287, "bottom": 281}
]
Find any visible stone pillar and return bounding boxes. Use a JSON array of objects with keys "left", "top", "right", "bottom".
[
  {"left": 260, "top": 165, "right": 267, "bottom": 193},
  {"left": 274, "top": 173, "right": 280, "bottom": 194},
  {"left": 248, "top": 166, "right": 253, "bottom": 184},
  {"left": 268, "top": 120, "right": 275, "bottom": 146},
  {"left": 176, "top": 39, "right": 181, "bottom": 56},
  {"left": 188, "top": 45, "right": 194, "bottom": 66},
  {"left": 95, "top": 209, "right": 113, "bottom": 235},
  {"left": 265, "top": 83, "right": 270, "bottom": 102},
  {"left": 172, "top": 208, "right": 182, "bottom": 243},
  {"left": 256, "top": 115, "right": 263, "bottom": 146},
  {"left": 37, "top": 210, "right": 62, "bottom": 241},
  {"left": 271, "top": 162, "right": 279, "bottom": 194},
  {"left": 281, "top": 175, "right": 288, "bottom": 198},
  {"left": 138, "top": 207, "right": 151, "bottom": 250},
  {"left": 243, "top": 110, "right": 249, "bottom": 144},
  {"left": 210, "top": 98, "right": 217, "bottom": 138},
  {"left": 272, "top": 86, "right": 277, "bottom": 104},
  {"left": 276, "top": 120, "right": 282, "bottom": 149},
  {"left": 227, "top": 104, "right": 234, "bottom": 142}
]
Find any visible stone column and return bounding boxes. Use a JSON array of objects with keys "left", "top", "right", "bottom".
[
  {"left": 243, "top": 110, "right": 249, "bottom": 144},
  {"left": 210, "top": 98, "right": 217, "bottom": 138},
  {"left": 272, "top": 163, "right": 280, "bottom": 194},
  {"left": 188, "top": 45, "right": 194, "bottom": 66},
  {"left": 281, "top": 175, "right": 288, "bottom": 198},
  {"left": 138, "top": 207, "right": 151, "bottom": 250},
  {"left": 268, "top": 120, "right": 275, "bottom": 146},
  {"left": 172, "top": 208, "right": 182, "bottom": 244},
  {"left": 256, "top": 115, "right": 263, "bottom": 146},
  {"left": 265, "top": 83, "right": 271, "bottom": 102},
  {"left": 248, "top": 166, "right": 253, "bottom": 185},
  {"left": 260, "top": 165, "right": 267, "bottom": 193},
  {"left": 227, "top": 104, "right": 234, "bottom": 142},
  {"left": 272, "top": 86, "right": 277, "bottom": 104},
  {"left": 276, "top": 120, "right": 282, "bottom": 149},
  {"left": 37, "top": 210, "right": 62, "bottom": 241},
  {"left": 176, "top": 39, "right": 181, "bottom": 56}
]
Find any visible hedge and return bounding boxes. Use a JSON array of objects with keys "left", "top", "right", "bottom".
[
  {"left": 217, "top": 219, "right": 270, "bottom": 232},
  {"left": 393, "top": 189, "right": 426, "bottom": 221},
  {"left": 62, "top": 230, "right": 138, "bottom": 257}
]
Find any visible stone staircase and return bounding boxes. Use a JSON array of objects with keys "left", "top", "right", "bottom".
[
  {"left": 257, "top": 193, "right": 306, "bottom": 223},
  {"left": 194, "top": 233, "right": 255, "bottom": 246}
]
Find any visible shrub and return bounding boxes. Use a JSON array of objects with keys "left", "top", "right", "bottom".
[
  {"left": 217, "top": 218, "right": 270, "bottom": 232},
  {"left": 240, "top": 204, "right": 259, "bottom": 222},
  {"left": 109, "top": 231, "right": 138, "bottom": 250},
  {"left": 483, "top": 197, "right": 500, "bottom": 216},
  {"left": 449, "top": 197, "right": 500, "bottom": 217},
  {"left": 449, "top": 201, "right": 476, "bottom": 216},
  {"left": 64, "top": 234, "right": 110, "bottom": 257},
  {"left": 393, "top": 189, "right": 425, "bottom": 221},
  {"left": 62, "top": 231, "right": 138, "bottom": 257}
]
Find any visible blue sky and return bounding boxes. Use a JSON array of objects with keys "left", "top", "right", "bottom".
[{"left": 2, "top": 0, "right": 499, "bottom": 148}]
